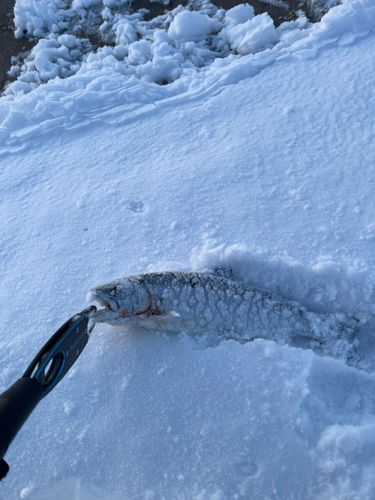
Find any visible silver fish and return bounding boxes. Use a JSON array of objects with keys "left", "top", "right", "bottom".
[{"left": 87, "top": 271, "right": 359, "bottom": 361}]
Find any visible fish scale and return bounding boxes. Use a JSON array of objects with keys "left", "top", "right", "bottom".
[{"left": 87, "top": 271, "right": 360, "bottom": 363}]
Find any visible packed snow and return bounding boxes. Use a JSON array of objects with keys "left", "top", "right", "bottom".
[{"left": 1, "top": 0, "right": 375, "bottom": 498}]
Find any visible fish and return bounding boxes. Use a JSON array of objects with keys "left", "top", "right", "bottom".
[{"left": 87, "top": 270, "right": 359, "bottom": 362}]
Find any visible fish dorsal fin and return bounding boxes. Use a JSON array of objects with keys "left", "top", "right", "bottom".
[{"left": 211, "top": 266, "right": 234, "bottom": 280}]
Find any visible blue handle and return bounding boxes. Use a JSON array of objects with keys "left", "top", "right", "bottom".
[{"left": 0, "top": 306, "right": 96, "bottom": 480}]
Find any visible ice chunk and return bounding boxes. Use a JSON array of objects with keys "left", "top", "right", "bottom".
[
  {"left": 224, "top": 4, "right": 255, "bottom": 26},
  {"left": 168, "top": 11, "right": 222, "bottom": 40},
  {"left": 221, "top": 13, "right": 278, "bottom": 55}
]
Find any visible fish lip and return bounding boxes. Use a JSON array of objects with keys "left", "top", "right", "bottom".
[{"left": 86, "top": 290, "right": 119, "bottom": 312}]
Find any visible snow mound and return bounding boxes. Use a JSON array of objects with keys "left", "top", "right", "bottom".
[
  {"left": 168, "top": 10, "right": 222, "bottom": 40},
  {"left": 1, "top": 0, "right": 374, "bottom": 149},
  {"left": 7, "top": 2, "right": 277, "bottom": 96},
  {"left": 189, "top": 241, "right": 375, "bottom": 317},
  {"left": 14, "top": 0, "right": 70, "bottom": 38},
  {"left": 219, "top": 12, "right": 278, "bottom": 54},
  {"left": 224, "top": 3, "right": 255, "bottom": 25}
]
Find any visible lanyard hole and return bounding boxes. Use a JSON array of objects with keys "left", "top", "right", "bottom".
[{"left": 43, "top": 352, "right": 65, "bottom": 389}]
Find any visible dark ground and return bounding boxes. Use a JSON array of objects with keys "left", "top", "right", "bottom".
[
  {"left": 0, "top": 0, "right": 311, "bottom": 95},
  {"left": 0, "top": 0, "right": 34, "bottom": 94}
]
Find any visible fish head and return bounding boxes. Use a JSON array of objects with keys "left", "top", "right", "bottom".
[{"left": 87, "top": 278, "right": 151, "bottom": 326}]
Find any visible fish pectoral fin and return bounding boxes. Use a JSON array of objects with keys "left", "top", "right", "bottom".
[
  {"left": 137, "top": 309, "right": 185, "bottom": 331},
  {"left": 136, "top": 307, "right": 171, "bottom": 318},
  {"left": 167, "top": 310, "right": 180, "bottom": 318},
  {"left": 145, "top": 310, "right": 180, "bottom": 320}
]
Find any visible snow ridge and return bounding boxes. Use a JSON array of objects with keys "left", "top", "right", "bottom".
[{"left": 1, "top": 0, "right": 375, "bottom": 149}]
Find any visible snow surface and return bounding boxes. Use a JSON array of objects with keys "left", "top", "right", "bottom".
[{"left": 1, "top": 0, "right": 375, "bottom": 498}]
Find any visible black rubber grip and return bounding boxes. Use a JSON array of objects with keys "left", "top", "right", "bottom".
[
  {"left": 0, "top": 378, "right": 44, "bottom": 467},
  {"left": 0, "top": 307, "right": 96, "bottom": 480}
]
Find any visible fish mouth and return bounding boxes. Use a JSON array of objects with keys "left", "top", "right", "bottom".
[
  {"left": 86, "top": 290, "right": 119, "bottom": 312},
  {"left": 87, "top": 289, "right": 138, "bottom": 327}
]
